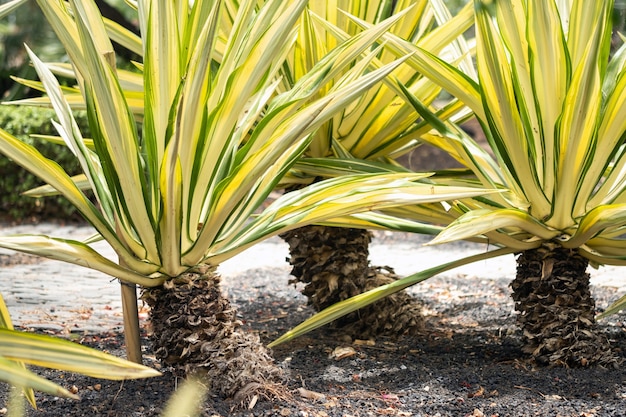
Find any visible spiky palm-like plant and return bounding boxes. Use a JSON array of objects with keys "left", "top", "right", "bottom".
[
  {"left": 277, "top": 0, "right": 476, "bottom": 338},
  {"left": 274, "top": 0, "right": 626, "bottom": 368},
  {"left": 0, "top": 0, "right": 491, "bottom": 401}
]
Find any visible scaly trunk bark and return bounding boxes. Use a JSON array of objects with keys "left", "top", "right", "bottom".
[
  {"left": 281, "top": 225, "right": 370, "bottom": 310},
  {"left": 280, "top": 225, "right": 422, "bottom": 338},
  {"left": 142, "top": 267, "right": 285, "bottom": 402},
  {"left": 511, "top": 243, "right": 618, "bottom": 367}
]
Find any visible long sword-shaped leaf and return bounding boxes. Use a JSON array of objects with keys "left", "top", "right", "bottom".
[
  {"left": 0, "top": 129, "right": 105, "bottom": 232},
  {"left": 316, "top": 211, "right": 444, "bottom": 235},
  {"left": 583, "top": 57, "right": 626, "bottom": 207},
  {"left": 173, "top": 1, "right": 224, "bottom": 250},
  {"left": 428, "top": 208, "right": 560, "bottom": 247},
  {"left": 206, "top": 173, "right": 500, "bottom": 264},
  {"left": 269, "top": 247, "right": 516, "bottom": 346},
  {"left": 553, "top": 2, "right": 610, "bottom": 227},
  {"left": 34, "top": 0, "right": 87, "bottom": 81},
  {"left": 27, "top": 46, "right": 115, "bottom": 223},
  {"left": 0, "top": 356, "right": 77, "bottom": 400},
  {"left": 0, "top": 235, "right": 165, "bottom": 286},
  {"left": 20, "top": 174, "right": 94, "bottom": 197},
  {"left": 475, "top": 2, "right": 550, "bottom": 220},
  {"left": 159, "top": 90, "right": 185, "bottom": 276},
  {"left": 69, "top": 0, "right": 159, "bottom": 263},
  {"left": 0, "top": 329, "right": 160, "bottom": 380},
  {"left": 524, "top": 0, "right": 567, "bottom": 196},
  {"left": 142, "top": 0, "right": 182, "bottom": 185}
]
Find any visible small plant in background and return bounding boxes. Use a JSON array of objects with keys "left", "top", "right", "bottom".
[
  {"left": 0, "top": 0, "right": 64, "bottom": 100},
  {"left": 274, "top": 0, "right": 626, "bottom": 368},
  {"left": 0, "top": 0, "right": 490, "bottom": 404},
  {"left": 277, "top": 0, "right": 476, "bottom": 338}
]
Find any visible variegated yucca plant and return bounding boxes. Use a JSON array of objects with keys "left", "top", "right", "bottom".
[
  {"left": 275, "top": 0, "right": 477, "bottom": 338},
  {"left": 275, "top": 0, "right": 626, "bottom": 368},
  {"left": 0, "top": 0, "right": 159, "bottom": 410},
  {"left": 0, "top": 0, "right": 491, "bottom": 401}
]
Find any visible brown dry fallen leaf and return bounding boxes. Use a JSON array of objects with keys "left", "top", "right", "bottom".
[
  {"left": 353, "top": 339, "right": 375, "bottom": 347},
  {"left": 298, "top": 387, "right": 326, "bottom": 402},
  {"left": 330, "top": 346, "right": 357, "bottom": 360},
  {"left": 468, "top": 385, "right": 485, "bottom": 398}
]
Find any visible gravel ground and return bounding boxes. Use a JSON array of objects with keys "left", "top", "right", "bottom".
[{"left": 1, "top": 225, "right": 626, "bottom": 416}]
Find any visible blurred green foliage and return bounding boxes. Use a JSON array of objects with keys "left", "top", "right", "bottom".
[
  {"left": 0, "top": 1, "right": 64, "bottom": 100},
  {"left": 614, "top": 0, "right": 626, "bottom": 33},
  {"left": 443, "top": 0, "right": 470, "bottom": 14},
  {"left": 0, "top": 0, "right": 138, "bottom": 100},
  {"left": 0, "top": 0, "right": 135, "bottom": 223},
  {"left": 0, "top": 105, "right": 89, "bottom": 222}
]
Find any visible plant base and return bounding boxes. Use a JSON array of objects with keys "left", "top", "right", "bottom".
[
  {"left": 142, "top": 269, "right": 286, "bottom": 403},
  {"left": 281, "top": 225, "right": 423, "bottom": 338},
  {"left": 511, "top": 244, "right": 620, "bottom": 367}
]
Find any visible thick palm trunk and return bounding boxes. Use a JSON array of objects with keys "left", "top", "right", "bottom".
[
  {"left": 280, "top": 225, "right": 422, "bottom": 338},
  {"left": 511, "top": 244, "right": 617, "bottom": 367},
  {"left": 142, "top": 268, "right": 284, "bottom": 402},
  {"left": 282, "top": 225, "right": 370, "bottom": 310}
]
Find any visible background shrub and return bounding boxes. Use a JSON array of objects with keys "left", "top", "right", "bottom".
[{"left": 0, "top": 105, "right": 89, "bottom": 223}]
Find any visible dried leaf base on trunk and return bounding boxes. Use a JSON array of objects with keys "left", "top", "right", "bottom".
[
  {"left": 281, "top": 225, "right": 423, "bottom": 338},
  {"left": 511, "top": 244, "right": 620, "bottom": 367},
  {"left": 142, "top": 269, "right": 286, "bottom": 403}
]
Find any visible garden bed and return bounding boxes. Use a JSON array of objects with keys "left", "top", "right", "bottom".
[{"left": 1, "top": 231, "right": 625, "bottom": 417}]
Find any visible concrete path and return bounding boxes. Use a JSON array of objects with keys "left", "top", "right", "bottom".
[{"left": 1, "top": 224, "right": 624, "bottom": 333}]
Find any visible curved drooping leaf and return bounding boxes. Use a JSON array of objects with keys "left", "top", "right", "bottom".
[
  {"left": 0, "top": 329, "right": 161, "bottom": 380},
  {"left": 0, "top": 295, "right": 159, "bottom": 402},
  {"left": 428, "top": 208, "right": 560, "bottom": 247},
  {"left": 270, "top": 247, "right": 516, "bottom": 346},
  {"left": 0, "top": 356, "right": 77, "bottom": 400}
]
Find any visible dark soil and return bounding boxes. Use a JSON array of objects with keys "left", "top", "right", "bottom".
[{"left": 1, "top": 265, "right": 625, "bottom": 417}]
